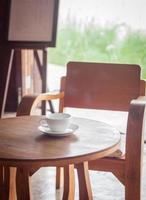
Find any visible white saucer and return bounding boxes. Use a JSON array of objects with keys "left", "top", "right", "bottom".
[{"left": 38, "top": 124, "right": 79, "bottom": 137}]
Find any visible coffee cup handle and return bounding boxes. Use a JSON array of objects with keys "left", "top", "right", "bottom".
[{"left": 40, "top": 119, "right": 48, "bottom": 127}]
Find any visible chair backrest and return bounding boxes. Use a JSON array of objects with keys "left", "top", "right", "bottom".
[{"left": 60, "top": 62, "right": 145, "bottom": 112}]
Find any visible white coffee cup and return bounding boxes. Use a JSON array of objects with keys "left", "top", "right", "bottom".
[{"left": 40, "top": 113, "right": 71, "bottom": 132}]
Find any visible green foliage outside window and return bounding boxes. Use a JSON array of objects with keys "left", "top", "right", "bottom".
[{"left": 48, "top": 20, "right": 146, "bottom": 79}]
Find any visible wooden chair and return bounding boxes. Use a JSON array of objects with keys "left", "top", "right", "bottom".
[
  {"left": 57, "top": 62, "right": 146, "bottom": 200},
  {"left": 8, "top": 61, "right": 146, "bottom": 199},
  {"left": 35, "top": 62, "right": 145, "bottom": 200}
]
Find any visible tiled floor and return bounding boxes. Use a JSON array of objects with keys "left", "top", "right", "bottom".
[{"left": 31, "top": 144, "right": 146, "bottom": 200}]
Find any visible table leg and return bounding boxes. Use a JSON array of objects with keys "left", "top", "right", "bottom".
[
  {"left": 0, "top": 166, "right": 9, "bottom": 200},
  {"left": 16, "top": 167, "right": 32, "bottom": 200},
  {"left": 76, "top": 162, "right": 93, "bottom": 200},
  {"left": 9, "top": 167, "right": 17, "bottom": 200},
  {"left": 56, "top": 167, "right": 63, "bottom": 189},
  {"left": 62, "top": 164, "right": 75, "bottom": 200},
  {"left": 0, "top": 166, "right": 3, "bottom": 198}
]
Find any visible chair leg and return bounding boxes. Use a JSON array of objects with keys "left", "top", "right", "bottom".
[{"left": 125, "top": 178, "right": 141, "bottom": 200}]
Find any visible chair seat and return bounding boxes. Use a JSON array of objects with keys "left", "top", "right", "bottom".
[
  {"left": 108, "top": 134, "right": 126, "bottom": 158},
  {"left": 108, "top": 149, "right": 123, "bottom": 157}
]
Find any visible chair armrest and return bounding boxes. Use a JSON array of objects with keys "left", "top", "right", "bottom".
[
  {"left": 128, "top": 96, "right": 146, "bottom": 143},
  {"left": 16, "top": 91, "right": 64, "bottom": 116},
  {"left": 135, "top": 96, "right": 146, "bottom": 103}
]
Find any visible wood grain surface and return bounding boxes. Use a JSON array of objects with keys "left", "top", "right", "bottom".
[{"left": 0, "top": 116, "right": 120, "bottom": 167}]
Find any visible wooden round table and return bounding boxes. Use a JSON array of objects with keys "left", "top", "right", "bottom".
[{"left": 0, "top": 116, "right": 121, "bottom": 200}]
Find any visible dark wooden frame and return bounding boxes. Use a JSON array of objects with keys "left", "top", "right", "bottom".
[{"left": 6, "top": 0, "right": 59, "bottom": 49}]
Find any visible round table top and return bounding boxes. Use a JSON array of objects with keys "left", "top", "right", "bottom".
[{"left": 0, "top": 116, "right": 121, "bottom": 167}]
